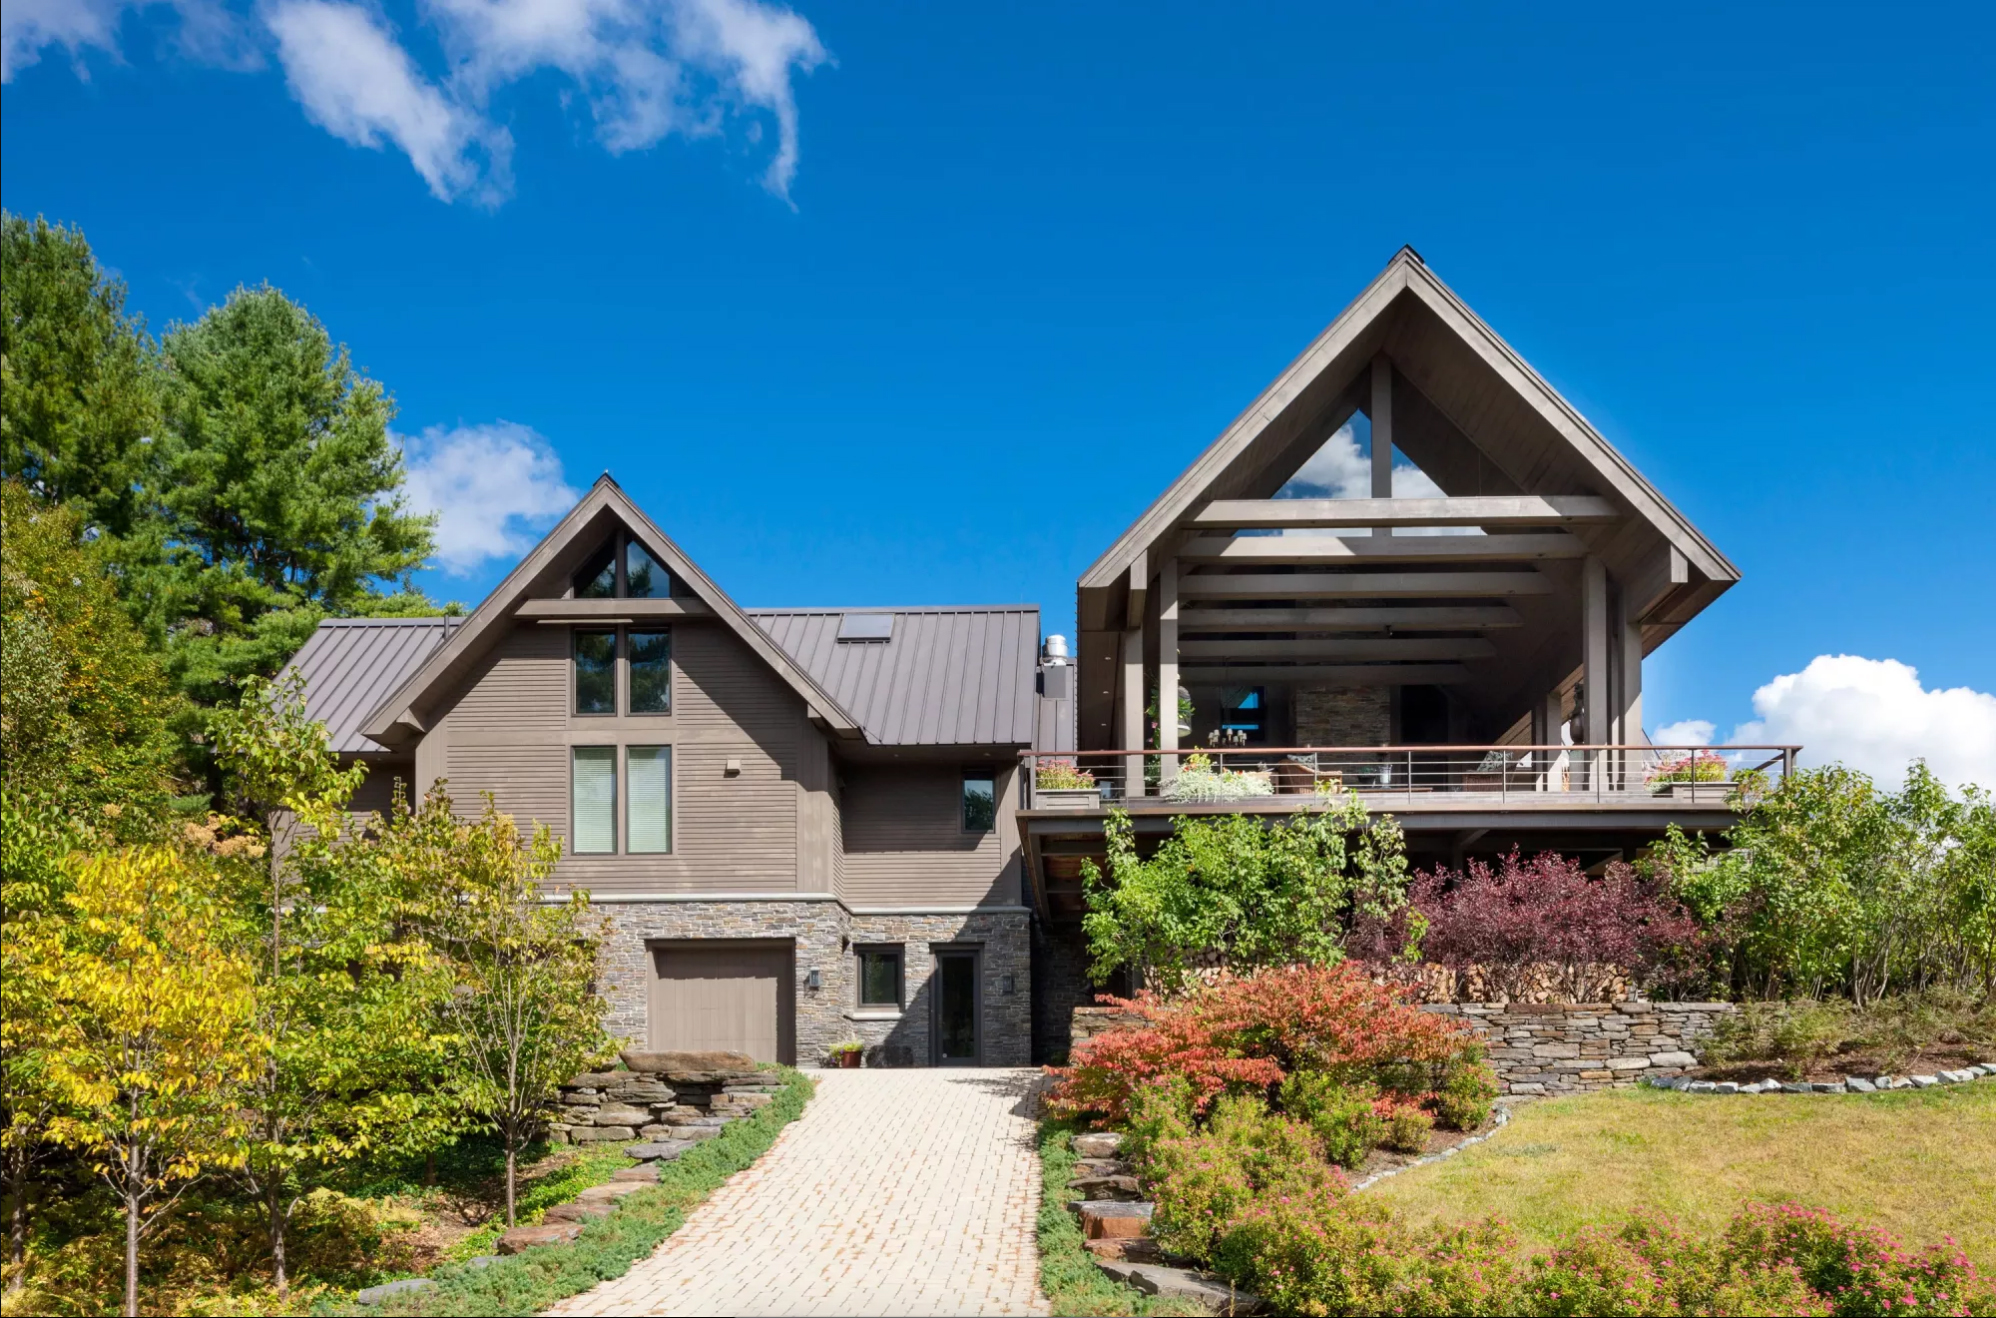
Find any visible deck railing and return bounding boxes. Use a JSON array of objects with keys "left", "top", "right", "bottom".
[{"left": 1018, "top": 744, "right": 1800, "bottom": 811}]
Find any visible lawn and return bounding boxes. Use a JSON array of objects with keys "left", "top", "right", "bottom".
[{"left": 1371, "top": 1081, "right": 1996, "bottom": 1264}]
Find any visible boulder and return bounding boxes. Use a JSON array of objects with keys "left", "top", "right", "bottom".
[
  {"left": 593, "top": 1104, "right": 651, "bottom": 1126},
  {"left": 620, "top": 1049, "right": 756, "bottom": 1075},
  {"left": 497, "top": 1223, "right": 583, "bottom": 1254},
  {"left": 624, "top": 1140, "right": 695, "bottom": 1161},
  {"left": 676, "top": 1125, "right": 723, "bottom": 1142},
  {"left": 1846, "top": 1077, "right": 1877, "bottom": 1093},
  {"left": 355, "top": 1278, "right": 436, "bottom": 1305},
  {"left": 567, "top": 1125, "right": 637, "bottom": 1143},
  {"left": 1071, "top": 1131, "right": 1124, "bottom": 1159},
  {"left": 1911, "top": 1075, "right": 1940, "bottom": 1088},
  {"left": 543, "top": 1201, "right": 613, "bottom": 1224},
  {"left": 567, "top": 1072, "right": 627, "bottom": 1088},
  {"left": 1648, "top": 1051, "right": 1697, "bottom": 1069}
]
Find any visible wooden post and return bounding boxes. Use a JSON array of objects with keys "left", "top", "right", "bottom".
[
  {"left": 1371, "top": 355, "right": 1394, "bottom": 535},
  {"left": 1158, "top": 558, "right": 1179, "bottom": 784},
  {"left": 1583, "top": 556, "right": 1609, "bottom": 791},
  {"left": 1120, "top": 626, "right": 1144, "bottom": 799},
  {"left": 1536, "top": 688, "right": 1563, "bottom": 791},
  {"left": 1616, "top": 587, "right": 1644, "bottom": 788}
]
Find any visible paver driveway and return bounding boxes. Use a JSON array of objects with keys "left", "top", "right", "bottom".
[{"left": 546, "top": 1068, "right": 1050, "bottom": 1317}]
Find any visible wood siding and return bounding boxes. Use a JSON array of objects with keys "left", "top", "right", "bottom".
[{"left": 840, "top": 764, "right": 1021, "bottom": 908}]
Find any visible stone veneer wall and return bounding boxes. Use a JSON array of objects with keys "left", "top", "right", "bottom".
[
  {"left": 1032, "top": 922, "right": 1098, "bottom": 1065},
  {"left": 1070, "top": 1000, "right": 1737, "bottom": 1096},
  {"left": 1295, "top": 686, "right": 1390, "bottom": 747},
  {"left": 594, "top": 900, "right": 1031, "bottom": 1068}
]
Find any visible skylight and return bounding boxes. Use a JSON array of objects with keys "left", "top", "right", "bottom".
[{"left": 836, "top": 613, "right": 895, "bottom": 642}]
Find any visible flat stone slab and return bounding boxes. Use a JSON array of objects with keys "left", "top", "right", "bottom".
[
  {"left": 611, "top": 1165, "right": 662, "bottom": 1182},
  {"left": 355, "top": 1277, "right": 436, "bottom": 1305},
  {"left": 568, "top": 1125, "right": 638, "bottom": 1143},
  {"left": 1068, "top": 1174, "right": 1143, "bottom": 1197},
  {"left": 1078, "top": 1200, "right": 1154, "bottom": 1239},
  {"left": 1084, "top": 1236, "right": 1164, "bottom": 1264},
  {"left": 1123, "top": 1264, "right": 1266, "bottom": 1314},
  {"left": 498, "top": 1222, "right": 583, "bottom": 1254},
  {"left": 625, "top": 1140, "right": 696, "bottom": 1161},
  {"left": 620, "top": 1049, "right": 757, "bottom": 1074},
  {"left": 544, "top": 1201, "right": 614, "bottom": 1223},
  {"left": 576, "top": 1182, "right": 647, "bottom": 1203}
]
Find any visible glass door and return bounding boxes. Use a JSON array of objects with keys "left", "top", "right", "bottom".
[{"left": 933, "top": 949, "right": 980, "bottom": 1065}]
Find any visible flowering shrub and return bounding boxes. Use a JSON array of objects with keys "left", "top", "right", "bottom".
[
  {"left": 1034, "top": 759, "right": 1097, "bottom": 790},
  {"left": 1649, "top": 751, "right": 1730, "bottom": 785},
  {"left": 1165, "top": 753, "right": 1276, "bottom": 802},
  {"left": 1522, "top": 1216, "right": 1829, "bottom": 1316},
  {"left": 1148, "top": 1094, "right": 1345, "bottom": 1260},
  {"left": 1044, "top": 964, "right": 1491, "bottom": 1127},
  {"left": 1372, "top": 850, "right": 1705, "bottom": 1001},
  {"left": 1722, "top": 1203, "right": 1993, "bottom": 1317},
  {"left": 1279, "top": 1072, "right": 1385, "bottom": 1168}
]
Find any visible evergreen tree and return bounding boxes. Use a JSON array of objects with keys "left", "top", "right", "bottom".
[{"left": 0, "top": 213, "right": 163, "bottom": 541}]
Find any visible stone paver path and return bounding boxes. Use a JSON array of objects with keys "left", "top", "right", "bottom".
[{"left": 546, "top": 1068, "right": 1049, "bottom": 1317}]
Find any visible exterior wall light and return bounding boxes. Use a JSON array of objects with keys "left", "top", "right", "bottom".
[
  {"left": 1001, "top": 974, "right": 1016, "bottom": 995},
  {"left": 805, "top": 968, "right": 822, "bottom": 991}
]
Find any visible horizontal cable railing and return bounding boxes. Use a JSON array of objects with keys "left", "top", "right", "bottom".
[{"left": 1018, "top": 745, "right": 1799, "bottom": 810}]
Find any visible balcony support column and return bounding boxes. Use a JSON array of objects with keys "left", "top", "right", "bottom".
[
  {"left": 1120, "top": 626, "right": 1144, "bottom": 799},
  {"left": 1582, "top": 555, "right": 1610, "bottom": 791},
  {"left": 1158, "top": 558, "right": 1180, "bottom": 784},
  {"left": 1615, "top": 587, "right": 1645, "bottom": 788}
]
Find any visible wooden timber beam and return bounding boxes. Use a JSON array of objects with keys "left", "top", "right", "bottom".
[
  {"left": 1178, "top": 662, "right": 1472, "bottom": 685},
  {"left": 1185, "top": 495, "right": 1619, "bottom": 530},
  {"left": 1180, "top": 637, "right": 1496, "bottom": 661},
  {"left": 1177, "top": 533, "right": 1585, "bottom": 564},
  {"left": 517, "top": 597, "right": 715, "bottom": 619},
  {"left": 1125, "top": 550, "right": 1148, "bottom": 630},
  {"left": 1178, "top": 571, "right": 1554, "bottom": 599},
  {"left": 1178, "top": 605, "right": 1523, "bottom": 632}
]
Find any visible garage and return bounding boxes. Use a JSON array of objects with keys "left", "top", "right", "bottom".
[{"left": 647, "top": 940, "right": 795, "bottom": 1064}]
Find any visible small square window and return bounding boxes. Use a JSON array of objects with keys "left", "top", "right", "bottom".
[
  {"left": 858, "top": 948, "right": 902, "bottom": 1007},
  {"left": 961, "top": 771, "right": 996, "bottom": 832}
]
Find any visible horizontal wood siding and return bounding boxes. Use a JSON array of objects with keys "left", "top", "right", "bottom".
[
  {"left": 432, "top": 619, "right": 817, "bottom": 895},
  {"left": 840, "top": 764, "right": 1020, "bottom": 908}
]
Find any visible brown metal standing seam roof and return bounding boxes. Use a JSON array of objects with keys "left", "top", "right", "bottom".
[
  {"left": 750, "top": 607, "right": 1040, "bottom": 746},
  {"left": 283, "top": 617, "right": 463, "bottom": 753}
]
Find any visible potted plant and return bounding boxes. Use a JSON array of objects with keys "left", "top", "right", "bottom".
[
  {"left": 1034, "top": 759, "right": 1101, "bottom": 810},
  {"left": 1647, "top": 750, "right": 1728, "bottom": 799},
  {"left": 829, "top": 1038, "right": 865, "bottom": 1069}
]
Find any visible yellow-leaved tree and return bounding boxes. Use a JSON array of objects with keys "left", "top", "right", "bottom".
[{"left": 25, "top": 846, "right": 259, "bottom": 1318}]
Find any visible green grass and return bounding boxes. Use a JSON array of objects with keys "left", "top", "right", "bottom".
[
  {"left": 1035, "top": 1119, "right": 1204, "bottom": 1318},
  {"left": 1370, "top": 1080, "right": 1996, "bottom": 1264},
  {"left": 320, "top": 1069, "right": 815, "bottom": 1317}
]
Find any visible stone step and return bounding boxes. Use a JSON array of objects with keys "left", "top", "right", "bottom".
[
  {"left": 1083, "top": 1237, "right": 1163, "bottom": 1264},
  {"left": 497, "top": 1222, "right": 583, "bottom": 1254},
  {"left": 1099, "top": 1263, "right": 1266, "bottom": 1315},
  {"left": 610, "top": 1166, "right": 663, "bottom": 1183},
  {"left": 1071, "top": 1131, "right": 1124, "bottom": 1159},
  {"left": 624, "top": 1140, "right": 696, "bottom": 1161},
  {"left": 1076, "top": 1200, "right": 1153, "bottom": 1239},
  {"left": 1074, "top": 1158, "right": 1135, "bottom": 1178},
  {"left": 575, "top": 1182, "right": 647, "bottom": 1204},
  {"left": 1068, "top": 1174, "right": 1143, "bottom": 1197},
  {"left": 568, "top": 1125, "right": 638, "bottom": 1143},
  {"left": 543, "top": 1201, "right": 614, "bottom": 1224}
]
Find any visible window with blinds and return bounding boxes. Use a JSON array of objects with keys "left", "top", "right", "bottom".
[
  {"left": 572, "top": 746, "right": 617, "bottom": 854},
  {"left": 627, "top": 746, "right": 672, "bottom": 853}
]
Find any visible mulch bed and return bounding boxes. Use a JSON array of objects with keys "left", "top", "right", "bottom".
[
  {"left": 1352, "top": 1113, "right": 1501, "bottom": 1179},
  {"left": 1693, "top": 1042, "right": 1992, "bottom": 1086}
]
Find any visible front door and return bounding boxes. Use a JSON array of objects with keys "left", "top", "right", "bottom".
[{"left": 933, "top": 949, "right": 980, "bottom": 1065}]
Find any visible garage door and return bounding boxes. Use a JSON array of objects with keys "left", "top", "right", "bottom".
[{"left": 647, "top": 941, "right": 795, "bottom": 1064}]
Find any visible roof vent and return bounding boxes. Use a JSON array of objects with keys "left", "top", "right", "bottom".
[
  {"left": 1042, "top": 634, "right": 1070, "bottom": 663},
  {"left": 836, "top": 613, "right": 894, "bottom": 642}
]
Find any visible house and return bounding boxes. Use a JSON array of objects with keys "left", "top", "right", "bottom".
[
  {"left": 287, "top": 248, "right": 1791, "bottom": 1067},
  {"left": 286, "top": 479, "right": 1056, "bottom": 1068}
]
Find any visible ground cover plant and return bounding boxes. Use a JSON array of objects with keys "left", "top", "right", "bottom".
[
  {"left": 1032, "top": 1120, "right": 1203, "bottom": 1318},
  {"left": 1698, "top": 991, "right": 1996, "bottom": 1081},
  {"left": 333, "top": 1069, "right": 813, "bottom": 1318}
]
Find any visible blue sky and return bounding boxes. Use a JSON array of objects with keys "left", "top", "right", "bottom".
[{"left": 4, "top": 0, "right": 1993, "bottom": 785}]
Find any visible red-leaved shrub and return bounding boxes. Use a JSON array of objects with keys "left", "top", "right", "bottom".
[
  {"left": 1381, "top": 850, "right": 1705, "bottom": 1001},
  {"left": 1045, "top": 963, "right": 1485, "bottom": 1125}
]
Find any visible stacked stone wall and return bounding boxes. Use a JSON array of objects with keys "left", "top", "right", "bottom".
[{"left": 550, "top": 1051, "right": 782, "bottom": 1146}]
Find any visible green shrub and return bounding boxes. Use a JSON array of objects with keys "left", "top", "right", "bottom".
[
  {"left": 1721, "top": 1202, "right": 1996, "bottom": 1318},
  {"left": 1278, "top": 1072, "right": 1385, "bottom": 1168},
  {"left": 1429, "top": 1058, "right": 1499, "bottom": 1131},
  {"left": 1382, "top": 1107, "right": 1434, "bottom": 1154},
  {"left": 1121, "top": 1075, "right": 1195, "bottom": 1168},
  {"left": 1148, "top": 1095, "right": 1344, "bottom": 1262},
  {"left": 1522, "top": 1216, "right": 1831, "bottom": 1317}
]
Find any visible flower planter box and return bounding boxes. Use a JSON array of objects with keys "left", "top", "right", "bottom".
[
  {"left": 1650, "top": 781, "right": 1728, "bottom": 801},
  {"left": 1036, "top": 787, "right": 1103, "bottom": 811}
]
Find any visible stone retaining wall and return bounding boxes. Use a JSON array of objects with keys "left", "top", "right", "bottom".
[
  {"left": 1069, "top": 1000, "right": 1737, "bottom": 1096},
  {"left": 550, "top": 1050, "right": 780, "bottom": 1146}
]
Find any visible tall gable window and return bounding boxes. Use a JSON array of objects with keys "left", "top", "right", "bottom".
[
  {"left": 962, "top": 771, "right": 997, "bottom": 832},
  {"left": 572, "top": 531, "right": 672, "bottom": 599},
  {"left": 574, "top": 631, "right": 616, "bottom": 714},
  {"left": 628, "top": 631, "right": 671, "bottom": 713}
]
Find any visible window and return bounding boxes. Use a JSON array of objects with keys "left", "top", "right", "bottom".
[
  {"left": 857, "top": 948, "right": 903, "bottom": 1008},
  {"left": 625, "top": 542, "right": 666, "bottom": 598},
  {"left": 1220, "top": 686, "right": 1267, "bottom": 745},
  {"left": 628, "top": 630, "right": 671, "bottom": 713},
  {"left": 572, "top": 533, "right": 672, "bottom": 600},
  {"left": 572, "top": 747, "right": 617, "bottom": 854},
  {"left": 961, "top": 771, "right": 997, "bottom": 832},
  {"left": 574, "top": 631, "right": 616, "bottom": 714},
  {"left": 627, "top": 746, "right": 672, "bottom": 853}
]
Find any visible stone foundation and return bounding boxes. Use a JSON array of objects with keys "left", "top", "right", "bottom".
[
  {"left": 1068, "top": 1000, "right": 1736, "bottom": 1095},
  {"left": 594, "top": 900, "right": 1031, "bottom": 1067}
]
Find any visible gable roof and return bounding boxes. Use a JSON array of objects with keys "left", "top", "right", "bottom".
[
  {"left": 357, "top": 476, "right": 863, "bottom": 747},
  {"left": 1078, "top": 247, "right": 1739, "bottom": 613},
  {"left": 751, "top": 606, "right": 1040, "bottom": 746},
  {"left": 286, "top": 616, "right": 463, "bottom": 753}
]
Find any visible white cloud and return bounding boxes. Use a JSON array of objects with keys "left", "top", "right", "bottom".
[
  {"left": 267, "top": 1, "right": 510, "bottom": 204},
  {"left": 1723, "top": 655, "right": 1996, "bottom": 792},
  {"left": 1653, "top": 718, "right": 1716, "bottom": 747},
  {"left": 401, "top": 421, "right": 580, "bottom": 573},
  {"left": 1275, "top": 422, "right": 1467, "bottom": 536},
  {"left": 6, "top": 0, "right": 828, "bottom": 203}
]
